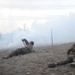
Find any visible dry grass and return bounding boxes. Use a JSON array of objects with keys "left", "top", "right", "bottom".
[{"left": 0, "top": 43, "right": 75, "bottom": 75}]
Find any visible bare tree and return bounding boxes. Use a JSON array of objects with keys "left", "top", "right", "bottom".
[
  {"left": 0, "top": 32, "right": 2, "bottom": 40},
  {"left": 23, "top": 24, "right": 26, "bottom": 31},
  {"left": 51, "top": 28, "right": 53, "bottom": 48}
]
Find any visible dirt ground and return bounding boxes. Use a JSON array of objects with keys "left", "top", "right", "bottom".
[{"left": 0, "top": 43, "right": 75, "bottom": 75}]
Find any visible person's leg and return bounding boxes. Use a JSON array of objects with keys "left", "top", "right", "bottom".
[
  {"left": 56, "top": 57, "right": 73, "bottom": 66},
  {"left": 3, "top": 50, "right": 18, "bottom": 59},
  {"left": 48, "top": 57, "right": 73, "bottom": 68}
]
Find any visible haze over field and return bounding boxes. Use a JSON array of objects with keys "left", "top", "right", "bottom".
[{"left": 0, "top": 0, "right": 75, "bottom": 49}]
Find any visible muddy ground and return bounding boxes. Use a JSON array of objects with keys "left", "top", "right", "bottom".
[{"left": 0, "top": 43, "right": 75, "bottom": 75}]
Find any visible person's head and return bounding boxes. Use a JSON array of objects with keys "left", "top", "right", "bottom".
[
  {"left": 30, "top": 41, "right": 34, "bottom": 45},
  {"left": 22, "top": 39, "right": 25, "bottom": 42}
]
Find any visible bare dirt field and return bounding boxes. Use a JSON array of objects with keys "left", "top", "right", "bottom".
[{"left": 0, "top": 43, "right": 75, "bottom": 75}]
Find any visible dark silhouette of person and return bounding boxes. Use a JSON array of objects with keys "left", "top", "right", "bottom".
[
  {"left": 48, "top": 44, "right": 75, "bottom": 68},
  {"left": 3, "top": 39, "right": 34, "bottom": 59}
]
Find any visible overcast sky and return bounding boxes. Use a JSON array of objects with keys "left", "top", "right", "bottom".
[
  {"left": 0, "top": 0, "right": 75, "bottom": 48},
  {"left": 0, "top": 0, "right": 75, "bottom": 33}
]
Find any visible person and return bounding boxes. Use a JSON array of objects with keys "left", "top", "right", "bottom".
[
  {"left": 3, "top": 39, "right": 34, "bottom": 59},
  {"left": 48, "top": 44, "right": 75, "bottom": 68}
]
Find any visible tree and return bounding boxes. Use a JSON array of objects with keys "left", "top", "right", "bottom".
[{"left": 0, "top": 32, "right": 2, "bottom": 40}]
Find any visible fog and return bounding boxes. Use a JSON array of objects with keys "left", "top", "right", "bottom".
[
  {"left": 0, "top": 0, "right": 75, "bottom": 49},
  {"left": 0, "top": 13, "right": 75, "bottom": 49}
]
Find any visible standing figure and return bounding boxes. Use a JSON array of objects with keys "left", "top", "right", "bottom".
[
  {"left": 3, "top": 39, "right": 34, "bottom": 59},
  {"left": 48, "top": 44, "right": 75, "bottom": 68}
]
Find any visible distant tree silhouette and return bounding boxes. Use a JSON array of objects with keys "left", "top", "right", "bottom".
[{"left": 0, "top": 32, "right": 2, "bottom": 40}]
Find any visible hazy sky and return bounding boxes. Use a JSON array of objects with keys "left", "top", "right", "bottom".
[
  {"left": 0, "top": 0, "right": 75, "bottom": 49},
  {"left": 0, "top": 0, "right": 75, "bottom": 33}
]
